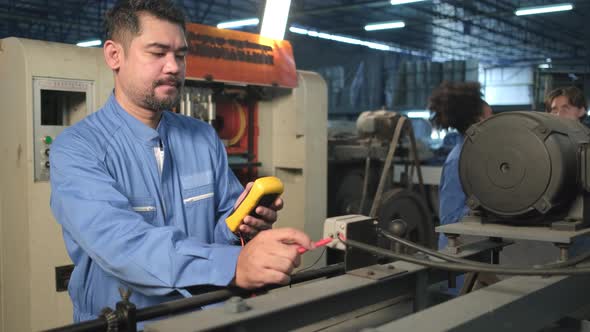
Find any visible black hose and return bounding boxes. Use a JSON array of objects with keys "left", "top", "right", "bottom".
[
  {"left": 44, "top": 320, "right": 107, "bottom": 332},
  {"left": 379, "top": 229, "right": 590, "bottom": 269},
  {"left": 343, "top": 238, "right": 590, "bottom": 276}
]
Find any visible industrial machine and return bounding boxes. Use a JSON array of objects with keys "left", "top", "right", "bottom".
[
  {"left": 440, "top": 112, "right": 590, "bottom": 258},
  {"left": 460, "top": 111, "right": 590, "bottom": 229},
  {"left": 0, "top": 37, "right": 114, "bottom": 332},
  {"left": 0, "top": 22, "right": 326, "bottom": 332}
]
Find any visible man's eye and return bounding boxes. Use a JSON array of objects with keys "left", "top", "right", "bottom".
[
  {"left": 175, "top": 53, "right": 186, "bottom": 59},
  {"left": 152, "top": 52, "right": 165, "bottom": 57}
]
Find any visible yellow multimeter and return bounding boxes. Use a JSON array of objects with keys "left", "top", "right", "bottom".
[{"left": 225, "top": 176, "right": 284, "bottom": 233}]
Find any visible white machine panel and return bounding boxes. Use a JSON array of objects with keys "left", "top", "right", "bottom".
[{"left": 0, "top": 37, "right": 113, "bottom": 332}]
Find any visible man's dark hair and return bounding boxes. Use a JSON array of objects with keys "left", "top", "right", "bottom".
[
  {"left": 544, "top": 86, "right": 588, "bottom": 114},
  {"left": 428, "top": 81, "right": 485, "bottom": 135},
  {"left": 104, "top": 0, "right": 186, "bottom": 47}
]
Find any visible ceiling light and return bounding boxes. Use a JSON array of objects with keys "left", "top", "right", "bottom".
[
  {"left": 289, "top": 26, "right": 431, "bottom": 57},
  {"left": 76, "top": 39, "right": 102, "bottom": 47},
  {"left": 260, "top": 0, "right": 292, "bottom": 40},
  {"left": 390, "top": 0, "right": 427, "bottom": 5},
  {"left": 217, "top": 18, "right": 259, "bottom": 29},
  {"left": 515, "top": 3, "right": 573, "bottom": 16},
  {"left": 365, "top": 21, "right": 405, "bottom": 31},
  {"left": 290, "top": 26, "right": 393, "bottom": 51}
]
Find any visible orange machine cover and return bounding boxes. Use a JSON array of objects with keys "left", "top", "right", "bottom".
[{"left": 185, "top": 23, "right": 298, "bottom": 88}]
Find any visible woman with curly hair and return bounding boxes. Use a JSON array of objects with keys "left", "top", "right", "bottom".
[
  {"left": 429, "top": 81, "right": 492, "bottom": 249},
  {"left": 428, "top": 81, "right": 492, "bottom": 295}
]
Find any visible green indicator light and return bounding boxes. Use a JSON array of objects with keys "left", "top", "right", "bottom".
[{"left": 44, "top": 136, "right": 53, "bottom": 144}]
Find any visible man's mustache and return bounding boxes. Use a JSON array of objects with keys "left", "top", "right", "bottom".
[{"left": 154, "top": 77, "right": 182, "bottom": 88}]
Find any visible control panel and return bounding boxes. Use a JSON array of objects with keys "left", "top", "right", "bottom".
[{"left": 33, "top": 78, "right": 94, "bottom": 181}]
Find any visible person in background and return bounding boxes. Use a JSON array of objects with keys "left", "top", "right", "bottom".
[
  {"left": 545, "top": 86, "right": 590, "bottom": 257},
  {"left": 428, "top": 81, "right": 492, "bottom": 295},
  {"left": 544, "top": 86, "right": 590, "bottom": 328},
  {"left": 429, "top": 81, "right": 492, "bottom": 249},
  {"left": 545, "top": 86, "right": 588, "bottom": 123},
  {"left": 50, "top": 0, "right": 312, "bottom": 322}
]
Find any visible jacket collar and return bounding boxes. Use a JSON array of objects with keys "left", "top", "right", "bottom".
[{"left": 108, "top": 93, "right": 165, "bottom": 146}]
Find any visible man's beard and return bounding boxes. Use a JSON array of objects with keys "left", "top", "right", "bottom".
[{"left": 143, "top": 77, "right": 183, "bottom": 112}]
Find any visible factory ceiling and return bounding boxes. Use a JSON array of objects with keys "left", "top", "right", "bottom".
[{"left": 0, "top": 0, "right": 588, "bottom": 65}]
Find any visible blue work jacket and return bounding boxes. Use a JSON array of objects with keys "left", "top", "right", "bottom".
[
  {"left": 50, "top": 94, "right": 243, "bottom": 321},
  {"left": 437, "top": 134, "right": 468, "bottom": 295},
  {"left": 438, "top": 134, "right": 469, "bottom": 250}
]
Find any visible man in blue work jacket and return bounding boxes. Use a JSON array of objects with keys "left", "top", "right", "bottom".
[{"left": 49, "top": 0, "right": 313, "bottom": 322}]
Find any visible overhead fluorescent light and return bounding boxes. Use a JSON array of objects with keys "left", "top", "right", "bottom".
[
  {"left": 76, "top": 39, "right": 102, "bottom": 47},
  {"left": 260, "top": 0, "right": 292, "bottom": 40},
  {"left": 289, "top": 26, "right": 393, "bottom": 51},
  {"left": 217, "top": 18, "right": 259, "bottom": 29},
  {"left": 515, "top": 3, "right": 573, "bottom": 16},
  {"left": 365, "top": 21, "right": 405, "bottom": 31},
  {"left": 538, "top": 63, "right": 551, "bottom": 69},
  {"left": 289, "top": 26, "right": 430, "bottom": 57},
  {"left": 391, "top": 0, "right": 427, "bottom": 5}
]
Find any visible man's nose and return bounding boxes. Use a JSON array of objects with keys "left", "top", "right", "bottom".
[{"left": 164, "top": 53, "right": 181, "bottom": 74}]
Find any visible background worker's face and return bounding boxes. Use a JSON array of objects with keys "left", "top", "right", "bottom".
[
  {"left": 118, "top": 14, "right": 187, "bottom": 112},
  {"left": 550, "top": 95, "right": 586, "bottom": 121}
]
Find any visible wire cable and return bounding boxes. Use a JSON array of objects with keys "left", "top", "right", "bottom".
[
  {"left": 289, "top": 249, "right": 329, "bottom": 288},
  {"left": 239, "top": 232, "right": 245, "bottom": 247},
  {"left": 341, "top": 237, "right": 590, "bottom": 276},
  {"left": 379, "top": 229, "right": 590, "bottom": 269},
  {"left": 380, "top": 229, "right": 496, "bottom": 267},
  {"left": 298, "top": 248, "right": 327, "bottom": 273},
  {"left": 538, "top": 251, "right": 590, "bottom": 269}
]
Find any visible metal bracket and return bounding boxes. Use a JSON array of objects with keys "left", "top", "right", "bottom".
[
  {"left": 99, "top": 288, "right": 137, "bottom": 332},
  {"left": 116, "top": 294, "right": 137, "bottom": 332},
  {"left": 551, "top": 219, "right": 586, "bottom": 231}
]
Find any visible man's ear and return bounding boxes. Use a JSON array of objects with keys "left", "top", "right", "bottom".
[{"left": 104, "top": 40, "right": 123, "bottom": 71}]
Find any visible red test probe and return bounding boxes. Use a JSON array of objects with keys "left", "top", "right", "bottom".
[{"left": 297, "top": 237, "right": 333, "bottom": 254}]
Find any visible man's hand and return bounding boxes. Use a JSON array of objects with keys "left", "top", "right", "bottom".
[
  {"left": 234, "top": 182, "right": 284, "bottom": 237},
  {"left": 233, "top": 228, "right": 313, "bottom": 289}
]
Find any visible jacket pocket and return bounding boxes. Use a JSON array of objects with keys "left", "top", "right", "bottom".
[
  {"left": 182, "top": 184, "right": 214, "bottom": 207},
  {"left": 129, "top": 197, "right": 157, "bottom": 223}
]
